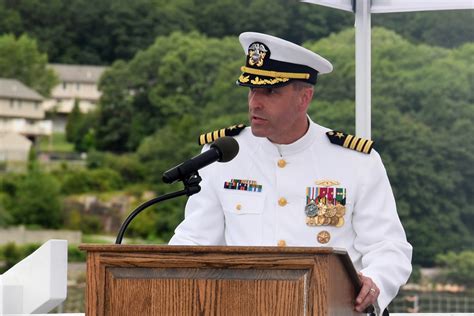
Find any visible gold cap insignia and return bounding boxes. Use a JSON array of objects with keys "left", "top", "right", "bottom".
[{"left": 248, "top": 42, "right": 268, "bottom": 67}]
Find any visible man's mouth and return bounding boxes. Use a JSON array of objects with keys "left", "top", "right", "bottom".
[{"left": 251, "top": 115, "right": 267, "bottom": 122}]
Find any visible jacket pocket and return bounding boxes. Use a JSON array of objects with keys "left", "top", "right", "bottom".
[{"left": 221, "top": 191, "right": 266, "bottom": 215}]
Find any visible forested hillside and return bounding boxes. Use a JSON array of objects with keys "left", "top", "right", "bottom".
[
  {"left": 0, "top": 0, "right": 472, "bottom": 64},
  {"left": 0, "top": 0, "right": 472, "bottom": 268}
]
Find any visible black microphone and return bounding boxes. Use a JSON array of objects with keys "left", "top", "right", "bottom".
[{"left": 162, "top": 136, "right": 239, "bottom": 184}]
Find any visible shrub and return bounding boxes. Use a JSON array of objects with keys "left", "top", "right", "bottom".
[
  {"left": 88, "top": 168, "right": 123, "bottom": 191},
  {"left": 0, "top": 242, "right": 39, "bottom": 273},
  {"left": 10, "top": 171, "right": 62, "bottom": 228},
  {"left": 1, "top": 242, "right": 22, "bottom": 272},
  {"left": 436, "top": 250, "right": 474, "bottom": 287},
  {"left": 80, "top": 214, "right": 102, "bottom": 234},
  {"left": 60, "top": 168, "right": 124, "bottom": 194},
  {"left": 68, "top": 245, "right": 86, "bottom": 262},
  {"left": 60, "top": 170, "right": 93, "bottom": 194},
  {"left": 87, "top": 151, "right": 145, "bottom": 184}
]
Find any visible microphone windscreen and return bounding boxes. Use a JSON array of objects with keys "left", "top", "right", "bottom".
[{"left": 212, "top": 137, "right": 239, "bottom": 162}]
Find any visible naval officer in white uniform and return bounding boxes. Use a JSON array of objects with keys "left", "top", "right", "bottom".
[{"left": 169, "top": 32, "right": 412, "bottom": 315}]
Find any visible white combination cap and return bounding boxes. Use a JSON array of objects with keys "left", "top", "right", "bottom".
[{"left": 237, "top": 32, "right": 333, "bottom": 88}]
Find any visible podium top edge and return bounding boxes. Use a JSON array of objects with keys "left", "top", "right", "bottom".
[{"left": 79, "top": 244, "right": 345, "bottom": 255}]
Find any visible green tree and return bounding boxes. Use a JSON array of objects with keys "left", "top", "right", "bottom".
[
  {"left": 0, "top": 174, "right": 19, "bottom": 227},
  {"left": 0, "top": 199, "right": 11, "bottom": 227},
  {"left": 0, "top": 0, "right": 71, "bottom": 62},
  {"left": 436, "top": 251, "right": 474, "bottom": 287},
  {"left": 65, "top": 100, "right": 97, "bottom": 152},
  {"left": 1, "top": 0, "right": 471, "bottom": 66},
  {"left": 373, "top": 10, "right": 474, "bottom": 48},
  {"left": 0, "top": 0, "right": 196, "bottom": 64},
  {"left": 0, "top": 3, "right": 21, "bottom": 32},
  {"left": 0, "top": 33, "right": 57, "bottom": 96},
  {"left": 94, "top": 60, "right": 134, "bottom": 152},
  {"left": 0, "top": 0, "right": 352, "bottom": 65},
  {"left": 0, "top": 0, "right": 353, "bottom": 64},
  {"left": 65, "top": 100, "right": 82, "bottom": 143},
  {"left": 9, "top": 171, "right": 62, "bottom": 228},
  {"left": 73, "top": 110, "right": 98, "bottom": 153},
  {"left": 96, "top": 32, "right": 242, "bottom": 152},
  {"left": 283, "top": 0, "right": 353, "bottom": 44},
  {"left": 86, "top": 151, "right": 146, "bottom": 184}
]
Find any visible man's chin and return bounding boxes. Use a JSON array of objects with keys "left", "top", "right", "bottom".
[{"left": 250, "top": 126, "right": 268, "bottom": 138}]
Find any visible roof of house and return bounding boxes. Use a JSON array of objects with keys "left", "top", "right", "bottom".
[
  {"left": 50, "top": 64, "right": 107, "bottom": 83},
  {"left": 0, "top": 78, "right": 44, "bottom": 101}
]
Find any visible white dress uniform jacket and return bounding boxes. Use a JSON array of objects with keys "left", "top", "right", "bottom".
[{"left": 169, "top": 119, "right": 412, "bottom": 313}]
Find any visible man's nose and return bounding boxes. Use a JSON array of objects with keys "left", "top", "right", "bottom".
[{"left": 249, "top": 91, "right": 264, "bottom": 110}]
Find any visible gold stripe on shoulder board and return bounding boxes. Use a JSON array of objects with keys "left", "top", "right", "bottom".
[
  {"left": 198, "top": 124, "right": 246, "bottom": 145},
  {"left": 343, "top": 134, "right": 353, "bottom": 148},
  {"left": 363, "top": 140, "right": 374, "bottom": 154},
  {"left": 326, "top": 130, "right": 374, "bottom": 154},
  {"left": 206, "top": 132, "right": 213, "bottom": 144}
]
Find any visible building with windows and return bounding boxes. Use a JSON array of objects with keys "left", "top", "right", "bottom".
[
  {"left": 0, "top": 78, "right": 50, "bottom": 162},
  {"left": 42, "top": 64, "right": 106, "bottom": 132}
]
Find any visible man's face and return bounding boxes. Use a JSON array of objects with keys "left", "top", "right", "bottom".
[{"left": 248, "top": 83, "right": 311, "bottom": 144}]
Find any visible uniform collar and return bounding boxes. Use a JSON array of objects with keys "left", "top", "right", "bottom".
[{"left": 258, "top": 116, "right": 318, "bottom": 157}]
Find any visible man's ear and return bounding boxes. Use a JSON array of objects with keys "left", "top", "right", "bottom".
[{"left": 298, "top": 87, "right": 314, "bottom": 112}]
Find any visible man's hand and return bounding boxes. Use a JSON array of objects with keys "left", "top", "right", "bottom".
[{"left": 355, "top": 272, "right": 379, "bottom": 313}]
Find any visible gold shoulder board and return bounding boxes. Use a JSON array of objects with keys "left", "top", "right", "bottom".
[
  {"left": 198, "top": 124, "right": 246, "bottom": 146},
  {"left": 326, "top": 131, "right": 374, "bottom": 154}
]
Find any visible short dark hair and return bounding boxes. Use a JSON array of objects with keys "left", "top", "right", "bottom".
[{"left": 292, "top": 80, "right": 314, "bottom": 91}]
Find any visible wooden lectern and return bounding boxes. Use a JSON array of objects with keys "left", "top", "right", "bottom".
[{"left": 79, "top": 245, "right": 364, "bottom": 315}]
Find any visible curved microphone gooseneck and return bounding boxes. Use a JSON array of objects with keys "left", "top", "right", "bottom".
[{"left": 115, "top": 172, "right": 202, "bottom": 244}]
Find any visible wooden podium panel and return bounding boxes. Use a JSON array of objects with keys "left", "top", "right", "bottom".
[{"left": 79, "top": 245, "right": 362, "bottom": 316}]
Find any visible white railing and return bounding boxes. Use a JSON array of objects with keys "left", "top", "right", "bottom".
[{"left": 391, "top": 292, "right": 474, "bottom": 314}]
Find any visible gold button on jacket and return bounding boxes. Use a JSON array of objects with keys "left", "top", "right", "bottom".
[
  {"left": 277, "top": 159, "right": 286, "bottom": 168},
  {"left": 278, "top": 197, "right": 287, "bottom": 206}
]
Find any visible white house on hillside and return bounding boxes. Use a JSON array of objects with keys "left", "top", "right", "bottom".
[
  {"left": 42, "top": 64, "right": 107, "bottom": 132},
  {"left": 0, "top": 78, "right": 50, "bottom": 137},
  {"left": 0, "top": 78, "right": 51, "bottom": 162}
]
